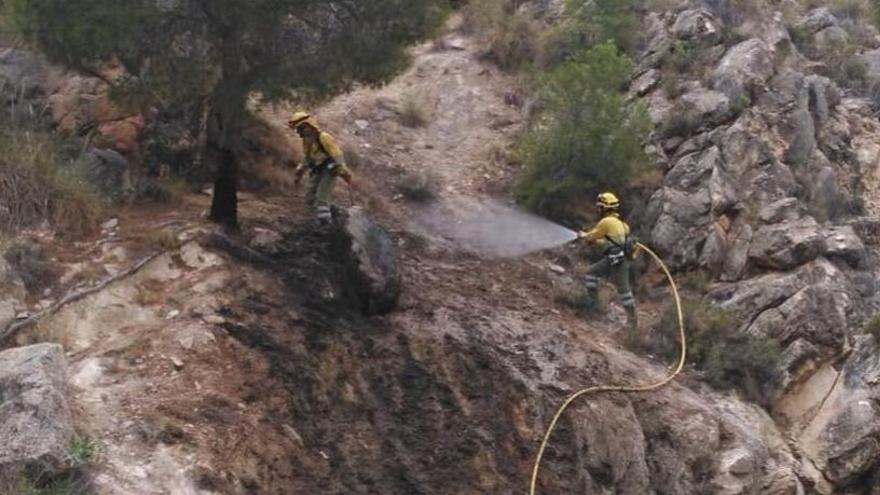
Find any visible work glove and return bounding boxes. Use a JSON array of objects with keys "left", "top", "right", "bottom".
[
  {"left": 294, "top": 164, "right": 306, "bottom": 185},
  {"left": 577, "top": 231, "right": 589, "bottom": 240}
]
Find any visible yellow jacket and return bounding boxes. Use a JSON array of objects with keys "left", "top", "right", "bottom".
[
  {"left": 581, "top": 213, "right": 639, "bottom": 257},
  {"left": 297, "top": 131, "right": 352, "bottom": 179}
]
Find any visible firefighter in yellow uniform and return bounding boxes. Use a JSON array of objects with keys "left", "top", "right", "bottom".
[
  {"left": 578, "top": 192, "right": 640, "bottom": 342},
  {"left": 288, "top": 111, "right": 353, "bottom": 223}
]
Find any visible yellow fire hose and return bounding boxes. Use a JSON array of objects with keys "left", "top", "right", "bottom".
[{"left": 529, "top": 242, "right": 687, "bottom": 494}]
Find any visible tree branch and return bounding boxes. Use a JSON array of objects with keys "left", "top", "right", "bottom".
[{"left": 0, "top": 251, "right": 166, "bottom": 344}]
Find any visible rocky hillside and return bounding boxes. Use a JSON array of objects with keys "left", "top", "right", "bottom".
[
  {"left": 2, "top": 1, "right": 880, "bottom": 494},
  {"left": 639, "top": 1, "right": 880, "bottom": 492}
]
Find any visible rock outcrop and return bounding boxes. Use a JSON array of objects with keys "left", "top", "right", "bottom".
[
  {"left": 335, "top": 208, "right": 401, "bottom": 315},
  {"left": 0, "top": 344, "right": 74, "bottom": 480},
  {"left": 641, "top": 3, "right": 880, "bottom": 490}
]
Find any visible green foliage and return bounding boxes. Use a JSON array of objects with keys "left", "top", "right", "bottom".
[
  {"left": 865, "top": 313, "right": 880, "bottom": 342},
  {"left": 66, "top": 435, "right": 98, "bottom": 468},
  {"left": 11, "top": 0, "right": 451, "bottom": 227},
  {"left": 550, "top": 0, "right": 641, "bottom": 59},
  {"left": 514, "top": 42, "right": 650, "bottom": 221},
  {"left": 11, "top": 0, "right": 451, "bottom": 104},
  {"left": 650, "top": 299, "right": 783, "bottom": 405},
  {"left": 0, "top": 125, "right": 103, "bottom": 238}
]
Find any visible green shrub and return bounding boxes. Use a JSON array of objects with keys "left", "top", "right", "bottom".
[
  {"left": 864, "top": 313, "right": 880, "bottom": 341},
  {"left": 550, "top": 0, "right": 641, "bottom": 59},
  {"left": 515, "top": 42, "right": 651, "bottom": 221},
  {"left": 0, "top": 127, "right": 103, "bottom": 237},
  {"left": 649, "top": 299, "right": 783, "bottom": 406},
  {"left": 66, "top": 435, "right": 97, "bottom": 469}
]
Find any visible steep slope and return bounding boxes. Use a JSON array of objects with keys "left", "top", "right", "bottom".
[{"left": 7, "top": 3, "right": 880, "bottom": 494}]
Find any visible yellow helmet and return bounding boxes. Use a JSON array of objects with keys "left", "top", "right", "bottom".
[
  {"left": 596, "top": 192, "right": 620, "bottom": 211},
  {"left": 288, "top": 111, "right": 319, "bottom": 131}
]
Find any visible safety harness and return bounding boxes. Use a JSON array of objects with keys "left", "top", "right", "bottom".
[
  {"left": 604, "top": 233, "right": 634, "bottom": 266},
  {"left": 306, "top": 133, "right": 338, "bottom": 176}
]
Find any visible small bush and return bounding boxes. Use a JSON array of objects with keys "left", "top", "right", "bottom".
[
  {"left": 649, "top": 299, "right": 783, "bottom": 405},
  {"left": 66, "top": 435, "right": 98, "bottom": 469},
  {"left": 396, "top": 170, "right": 439, "bottom": 202},
  {"left": 398, "top": 94, "right": 431, "bottom": 128},
  {"left": 550, "top": 0, "right": 642, "bottom": 58},
  {"left": 481, "top": 11, "right": 542, "bottom": 71},
  {"left": 3, "top": 239, "right": 60, "bottom": 294},
  {"left": 515, "top": 42, "right": 651, "bottom": 222},
  {"left": 864, "top": 313, "right": 880, "bottom": 341}
]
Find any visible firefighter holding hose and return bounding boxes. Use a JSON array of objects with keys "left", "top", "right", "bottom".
[{"left": 577, "top": 192, "right": 640, "bottom": 344}]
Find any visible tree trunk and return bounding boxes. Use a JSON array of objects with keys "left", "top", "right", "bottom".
[{"left": 207, "top": 29, "right": 245, "bottom": 232}]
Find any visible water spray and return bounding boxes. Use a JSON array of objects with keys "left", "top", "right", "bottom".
[{"left": 413, "top": 196, "right": 581, "bottom": 259}]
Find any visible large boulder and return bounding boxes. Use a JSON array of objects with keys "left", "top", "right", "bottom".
[
  {"left": 748, "top": 218, "right": 825, "bottom": 270},
  {"left": 334, "top": 208, "right": 401, "bottom": 315},
  {"left": 793, "top": 8, "right": 838, "bottom": 36},
  {"left": 680, "top": 88, "right": 731, "bottom": 127},
  {"left": 0, "top": 344, "right": 74, "bottom": 480},
  {"left": 823, "top": 226, "right": 866, "bottom": 269},
  {"left": 712, "top": 38, "right": 774, "bottom": 104}
]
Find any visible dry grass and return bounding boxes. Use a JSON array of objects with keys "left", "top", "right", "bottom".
[
  {"left": 461, "top": 0, "right": 542, "bottom": 71},
  {"left": 137, "top": 230, "right": 180, "bottom": 251},
  {"left": 398, "top": 93, "right": 432, "bottom": 128},
  {"left": 396, "top": 170, "right": 440, "bottom": 201},
  {"left": 0, "top": 128, "right": 103, "bottom": 237}
]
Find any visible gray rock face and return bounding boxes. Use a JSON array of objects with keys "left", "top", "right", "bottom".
[
  {"left": 786, "top": 337, "right": 880, "bottom": 489},
  {"left": 680, "top": 88, "right": 731, "bottom": 126},
  {"left": 672, "top": 8, "right": 721, "bottom": 43},
  {"left": 809, "top": 166, "right": 842, "bottom": 222},
  {"left": 631, "top": 68, "right": 660, "bottom": 97},
  {"left": 335, "top": 208, "right": 401, "bottom": 315},
  {"left": 823, "top": 226, "right": 866, "bottom": 268},
  {"left": 713, "top": 38, "right": 774, "bottom": 104},
  {"left": 794, "top": 8, "right": 838, "bottom": 36},
  {"left": 0, "top": 344, "right": 74, "bottom": 480},
  {"left": 646, "top": 186, "right": 711, "bottom": 268},
  {"left": 711, "top": 257, "right": 858, "bottom": 351},
  {"left": 759, "top": 198, "right": 802, "bottom": 224},
  {"left": 749, "top": 218, "right": 825, "bottom": 270}
]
